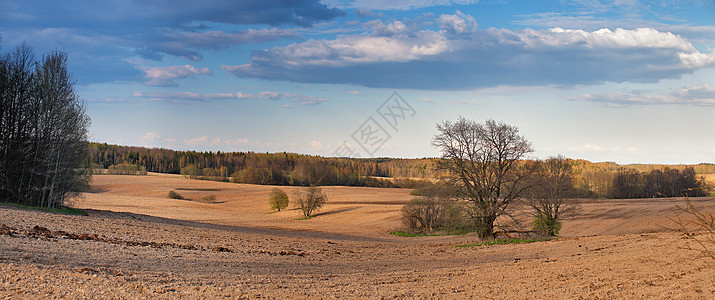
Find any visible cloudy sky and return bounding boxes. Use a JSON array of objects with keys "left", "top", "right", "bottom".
[{"left": 1, "top": 0, "right": 714, "bottom": 164}]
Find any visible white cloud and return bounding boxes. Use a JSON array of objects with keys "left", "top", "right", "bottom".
[
  {"left": 225, "top": 14, "right": 715, "bottom": 90},
  {"left": 138, "top": 65, "right": 212, "bottom": 86},
  {"left": 134, "top": 91, "right": 254, "bottom": 102},
  {"left": 183, "top": 136, "right": 222, "bottom": 147},
  {"left": 204, "top": 92, "right": 255, "bottom": 100},
  {"left": 140, "top": 132, "right": 161, "bottom": 146},
  {"left": 366, "top": 20, "right": 415, "bottom": 36},
  {"left": 347, "top": 90, "right": 362, "bottom": 95},
  {"left": 258, "top": 91, "right": 328, "bottom": 105},
  {"left": 259, "top": 91, "right": 285, "bottom": 100},
  {"left": 324, "top": 0, "right": 480, "bottom": 10},
  {"left": 567, "top": 143, "right": 607, "bottom": 152},
  {"left": 310, "top": 140, "right": 326, "bottom": 150},
  {"left": 420, "top": 97, "right": 434, "bottom": 103},
  {"left": 437, "top": 10, "right": 477, "bottom": 34},
  {"left": 570, "top": 84, "right": 715, "bottom": 106}
]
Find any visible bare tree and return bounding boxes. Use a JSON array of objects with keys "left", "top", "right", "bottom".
[
  {"left": 432, "top": 117, "right": 534, "bottom": 240},
  {"left": 294, "top": 185, "right": 327, "bottom": 218},
  {"left": 0, "top": 43, "right": 90, "bottom": 208},
  {"left": 669, "top": 198, "right": 715, "bottom": 260},
  {"left": 526, "top": 155, "right": 576, "bottom": 236}
]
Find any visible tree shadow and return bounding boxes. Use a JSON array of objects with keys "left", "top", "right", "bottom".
[{"left": 311, "top": 207, "right": 359, "bottom": 217}]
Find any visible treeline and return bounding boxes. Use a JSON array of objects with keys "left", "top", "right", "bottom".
[
  {"left": 88, "top": 143, "right": 435, "bottom": 187},
  {"left": 569, "top": 160, "right": 713, "bottom": 198},
  {"left": 92, "top": 162, "right": 147, "bottom": 175},
  {"left": 610, "top": 167, "right": 706, "bottom": 198},
  {"left": 88, "top": 143, "right": 711, "bottom": 197}
]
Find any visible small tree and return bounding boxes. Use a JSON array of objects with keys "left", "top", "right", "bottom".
[
  {"left": 269, "top": 188, "right": 289, "bottom": 212},
  {"left": 295, "top": 185, "right": 327, "bottom": 218},
  {"left": 526, "top": 155, "right": 576, "bottom": 236}
]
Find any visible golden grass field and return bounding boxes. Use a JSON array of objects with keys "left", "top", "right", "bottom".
[{"left": 1, "top": 173, "right": 714, "bottom": 298}]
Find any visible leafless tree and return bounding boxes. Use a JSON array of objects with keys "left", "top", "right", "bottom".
[
  {"left": 525, "top": 155, "right": 577, "bottom": 236},
  {"left": 432, "top": 117, "right": 534, "bottom": 240},
  {"left": 294, "top": 185, "right": 327, "bottom": 218},
  {"left": 669, "top": 197, "right": 715, "bottom": 260},
  {"left": 0, "top": 43, "right": 90, "bottom": 208}
]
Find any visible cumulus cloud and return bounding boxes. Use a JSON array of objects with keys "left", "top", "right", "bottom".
[
  {"left": 366, "top": 20, "right": 416, "bottom": 36},
  {"left": 570, "top": 84, "right": 715, "bottom": 106},
  {"left": 437, "top": 10, "right": 477, "bottom": 34},
  {"left": 138, "top": 65, "right": 212, "bottom": 86},
  {"left": 224, "top": 14, "right": 715, "bottom": 90}
]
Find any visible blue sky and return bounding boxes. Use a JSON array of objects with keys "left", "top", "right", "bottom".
[{"left": 1, "top": 0, "right": 714, "bottom": 164}]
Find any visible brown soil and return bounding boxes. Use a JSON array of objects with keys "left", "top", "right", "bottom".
[{"left": 1, "top": 174, "right": 713, "bottom": 298}]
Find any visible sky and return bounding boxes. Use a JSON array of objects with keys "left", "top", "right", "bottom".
[{"left": 1, "top": 0, "right": 714, "bottom": 164}]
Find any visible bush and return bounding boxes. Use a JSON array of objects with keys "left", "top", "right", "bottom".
[
  {"left": 401, "top": 195, "right": 469, "bottom": 233},
  {"left": 168, "top": 190, "right": 183, "bottom": 199},
  {"left": 295, "top": 186, "right": 328, "bottom": 217},
  {"left": 269, "top": 188, "right": 289, "bottom": 212},
  {"left": 202, "top": 194, "right": 217, "bottom": 203},
  {"left": 180, "top": 164, "right": 200, "bottom": 179},
  {"left": 402, "top": 196, "right": 448, "bottom": 232},
  {"left": 531, "top": 213, "right": 562, "bottom": 237},
  {"left": 670, "top": 198, "right": 715, "bottom": 260}
]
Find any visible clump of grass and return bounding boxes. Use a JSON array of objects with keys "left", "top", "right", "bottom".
[
  {"left": 4, "top": 202, "right": 87, "bottom": 216},
  {"left": 168, "top": 190, "right": 183, "bottom": 199},
  {"left": 456, "top": 238, "right": 549, "bottom": 248}
]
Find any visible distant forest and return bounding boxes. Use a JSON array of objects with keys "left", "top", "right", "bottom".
[
  {"left": 89, "top": 143, "right": 436, "bottom": 188},
  {"left": 89, "top": 143, "right": 713, "bottom": 197}
]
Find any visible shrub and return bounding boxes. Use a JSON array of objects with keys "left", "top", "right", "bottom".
[
  {"left": 531, "top": 213, "right": 562, "bottom": 237},
  {"left": 168, "top": 190, "right": 183, "bottom": 199},
  {"left": 669, "top": 198, "right": 715, "bottom": 260},
  {"left": 202, "top": 194, "right": 217, "bottom": 203},
  {"left": 295, "top": 186, "right": 327, "bottom": 217},
  {"left": 402, "top": 195, "right": 449, "bottom": 232},
  {"left": 269, "top": 188, "right": 289, "bottom": 212}
]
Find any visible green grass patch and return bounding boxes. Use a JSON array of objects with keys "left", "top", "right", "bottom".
[
  {"left": 456, "top": 238, "right": 549, "bottom": 248},
  {"left": 390, "top": 228, "right": 474, "bottom": 237},
  {"left": 389, "top": 231, "right": 441, "bottom": 237},
  {"left": 3, "top": 202, "right": 87, "bottom": 216}
]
